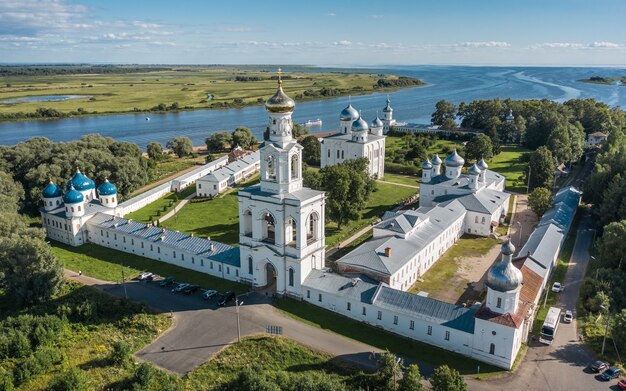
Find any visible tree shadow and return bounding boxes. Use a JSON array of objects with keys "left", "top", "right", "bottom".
[{"left": 79, "top": 356, "right": 111, "bottom": 370}]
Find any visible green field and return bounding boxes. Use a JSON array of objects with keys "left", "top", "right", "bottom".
[
  {"left": 51, "top": 241, "right": 247, "bottom": 294},
  {"left": 385, "top": 136, "right": 462, "bottom": 158},
  {"left": 488, "top": 145, "right": 532, "bottom": 193},
  {"left": 276, "top": 298, "right": 501, "bottom": 377},
  {"left": 380, "top": 172, "right": 420, "bottom": 187},
  {"left": 0, "top": 66, "right": 424, "bottom": 118},
  {"left": 125, "top": 184, "right": 196, "bottom": 223}
]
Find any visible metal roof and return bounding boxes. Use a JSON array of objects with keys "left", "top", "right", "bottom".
[
  {"left": 87, "top": 213, "right": 240, "bottom": 266},
  {"left": 239, "top": 184, "right": 324, "bottom": 203},
  {"left": 303, "top": 269, "right": 379, "bottom": 304},
  {"left": 517, "top": 223, "right": 564, "bottom": 276}
]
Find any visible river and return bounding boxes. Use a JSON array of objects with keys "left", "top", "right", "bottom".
[{"left": 0, "top": 65, "right": 624, "bottom": 147}]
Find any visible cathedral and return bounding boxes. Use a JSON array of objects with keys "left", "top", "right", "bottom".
[{"left": 319, "top": 98, "right": 393, "bottom": 178}]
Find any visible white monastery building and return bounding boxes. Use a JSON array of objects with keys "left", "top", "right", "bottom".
[
  {"left": 40, "top": 73, "right": 582, "bottom": 370},
  {"left": 319, "top": 98, "right": 392, "bottom": 178}
]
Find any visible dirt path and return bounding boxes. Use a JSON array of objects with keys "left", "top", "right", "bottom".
[{"left": 376, "top": 179, "right": 420, "bottom": 189}]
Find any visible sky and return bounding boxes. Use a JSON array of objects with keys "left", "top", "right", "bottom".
[{"left": 1, "top": 0, "right": 626, "bottom": 66}]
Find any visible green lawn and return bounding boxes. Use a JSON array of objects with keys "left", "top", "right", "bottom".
[
  {"left": 495, "top": 195, "right": 516, "bottom": 236},
  {"left": 125, "top": 184, "right": 196, "bottom": 223},
  {"left": 51, "top": 241, "right": 247, "bottom": 294},
  {"left": 488, "top": 145, "right": 532, "bottom": 193},
  {"left": 149, "top": 155, "right": 206, "bottom": 185},
  {"left": 325, "top": 181, "right": 418, "bottom": 249},
  {"left": 385, "top": 136, "right": 462, "bottom": 158},
  {"left": 408, "top": 235, "right": 500, "bottom": 301},
  {"left": 276, "top": 298, "right": 502, "bottom": 377},
  {"left": 380, "top": 173, "right": 420, "bottom": 187}
]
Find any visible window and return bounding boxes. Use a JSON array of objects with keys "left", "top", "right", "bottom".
[
  {"left": 475, "top": 216, "right": 479, "bottom": 223},
  {"left": 192, "top": 257, "right": 195, "bottom": 264},
  {"left": 218, "top": 264, "right": 222, "bottom": 272},
  {"left": 445, "top": 331, "right": 450, "bottom": 341},
  {"left": 243, "top": 210, "right": 252, "bottom": 236},
  {"left": 482, "top": 216, "right": 486, "bottom": 224},
  {"left": 427, "top": 326, "right": 432, "bottom": 335},
  {"left": 288, "top": 268, "right": 294, "bottom": 287},
  {"left": 122, "top": 236, "right": 126, "bottom": 243},
  {"left": 496, "top": 297, "right": 502, "bottom": 308},
  {"left": 341, "top": 150, "right": 344, "bottom": 159},
  {"left": 318, "top": 293, "right": 322, "bottom": 302},
  {"left": 266, "top": 155, "right": 276, "bottom": 181},
  {"left": 290, "top": 154, "right": 299, "bottom": 179},
  {"left": 287, "top": 218, "right": 297, "bottom": 245},
  {"left": 114, "top": 234, "right": 117, "bottom": 240},
  {"left": 71, "top": 206, "right": 74, "bottom": 212},
  {"left": 489, "top": 343, "right": 495, "bottom": 355},
  {"left": 131, "top": 239, "right": 134, "bottom": 245},
  {"left": 410, "top": 320, "right": 415, "bottom": 330},
  {"left": 181, "top": 254, "right": 184, "bottom": 261},
  {"left": 393, "top": 315, "right": 398, "bottom": 325},
  {"left": 157, "top": 247, "right": 160, "bottom": 254},
  {"left": 248, "top": 256, "right": 253, "bottom": 275},
  {"left": 78, "top": 206, "right": 81, "bottom": 211},
  {"left": 227, "top": 267, "right": 230, "bottom": 274},
  {"left": 328, "top": 150, "right": 331, "bottom": 158},
  {"left": 100, "top": 229, "right": 103, "bottom": 236},
  {"left": 377, "top": 311, "right": 382, "bottom": 320},
  {"left": 262, "top": 212, "right": 276, "bottom": 244},
  {"left": 307, "top": 290, "right": 310, "bottom": 299},
  {"left": 210, "top": 261, "right": 213, "bottom": 269},
  {"left": 337, "top": 150, "right": 340, "bottom": 159},
  {"left": 307, "top": 212, "right": 319, "bottom": 242},
  {"left": 150, "top": 244, "right": 153, "bottom": 251},
  {"left": 236, "top": 270, "right": 239, "bottom": 277},
  {"left": 362, "top": 307, "right": 367, "bottom": 316},
  {"left": 201, "top": 259, "right": 204, "bottom": 267},
  {"left": 347, "top": 302, "right": 351, "bottom": 311}
]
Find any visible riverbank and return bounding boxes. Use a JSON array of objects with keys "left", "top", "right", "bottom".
[
  {"left": 0, "top": 66, "right": 424, "bottom": 122},
  {"left": 578, "top": 76, "right": 625, "bottom": 85}
]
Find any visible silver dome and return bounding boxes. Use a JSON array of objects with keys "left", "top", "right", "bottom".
[
  {"left": 477, "top": 158, "right": 489, "bottom": 170},
  {"left": 371, "top": 116, "right": 383, "bottom": 128},
  {"left": 432, "top": 154, "right": 443, "bottom": 165},
  {"left": 506, "top": 109, "right": 514, "bottom": 121},
  {"left": 340, "top": 104, "right": 359, "bottom": 121},
  {"left": 468, "top": 163, "right": 481, "bottom": 176},
  {"left": 486, "top": 241, "right": 522, "bottom": 292},
  {"left": 444, "top": 149, "right": 465, "bottom": 167},
  {"left": 501, "top": 239, "right": 515, "bottom": 255},
  {"left": 383, "top": 97, "right": 393, "bottom": 112},
  {"left": 422, "top": 158, "right": 433, "bottom": 169},
  {"left": 351, "top": 117, "right": 369, "bottom": 132}
]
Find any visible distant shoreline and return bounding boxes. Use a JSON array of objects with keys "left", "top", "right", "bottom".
[{"left": 578, "top": 76, "right": 625, "bottom": 85}]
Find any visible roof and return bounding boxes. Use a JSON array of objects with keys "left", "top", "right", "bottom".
[
  {"left": 303, "top": 270, "right": 478, "bottom": 333},
  {"left": 303, "top": 269, "right": 379, "bottom": 304},
  {"left": 44, "top": 198, "right": 110, "bottom": 218},
  {"left": 97, "top": 179, "right": 117, "bottom": 196},
  {"left": 474, "top": 302, "right": 530, "bottom": 328},
  {"left": 337, "top": 200, "right": 466, "bottom": 276},
  {"left": 514, "top": 259, "right": 544, "bottom": 304},
  {"left": 517, "top": 223, "right": 564, "bottom": 275},
  {"left": 323, "top": 132, "right": 385, "bottom": 143},
  {"left": 435, "top": 188, "right": 510, "bottom": 215},
  {"left": 589, "top": 131, "right": 607, "bottom": 138},
  {"left": 426, "top": 169, "right": 505, "bottom": 188},
  {"left": 42, "top": 182, "right": 62, "bottom": 198},
  {"left": 374, "top": 286, "right": 479, "bottom": 333},
  {"left": 176, "top": 156, "right": 229, "bottom": 183},
  {"left": 239, "top": 184, "right": 324, "bottom": 203},
  {"left": 87, "top": 213, "right": 240, "bottom": 267}
]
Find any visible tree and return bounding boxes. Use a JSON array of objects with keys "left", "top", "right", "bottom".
[
  {"left": 547, "top": 125, "right": 572, "bottom": 163},
  {"left": 429, "top": 365, "right": 467, "bottom": 391},
  {"left": 464, "top": 134, "right": 493, "bottom": 162},
  {"left": 528, "top": 146, "right": 557, "bottom": 191},
  {"left": 300, "top": 135, "right": 321, "bottom": 166},
  {"left": 51, "top": 367, "right": 89, "bottom": 391},
  {"left": 320, "top": 158, "right": 375, "bottom": 230},
  {"left": 431, "top": 100, "right": 457, "bottom": 129},
  {"left": 205, "top": 132, "right": 233, "bottom": 153},
  {"left": 528, "top": 187, "right": 553, "bottom": 218},
  {"left": 612, "top": 309, "right": 626, "bottom": 352},
  {"left": 0, "top": 367, "right": 14, "bottom": 391},
  {"left": 399, "top": 364, "right": 424, "bottom": 391},
  {"left": 232, "top": 127, "right": 257, "bottom": 149},
  {"left": 376, "top": 351, "right": 403, "bottom": 390},
  {"left": 303, "top": 167, "right": 322, "bottom": 190},
  {"left": 0, "top": 171, "right": 24, "bottom": 213},
  {"left": 598, "top": 220, "right": 626, "bottom": 270},
  {"left": 166, "top": 137, "right": 193, "bottom": 158},
  {"left": 0, "top": 234, "right": 63, "bottom": 306},
  {"left": 110, "top": 340, "right": 132, "bottom": 367},
  {"left": 132, "top": 362, "right": 157, "bottom": 390},
  {"left": 146, "top": 142, "right": 163, "bottom": 160},
  {"left": 292, "top": 124, "right": 309, "bottom": 138}
]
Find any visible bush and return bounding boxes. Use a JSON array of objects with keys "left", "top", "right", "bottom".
[
  {"left": 0, "top": 368, "right": 14, "bottom": 391},
  {"left": 110, "top": 341, "right": 132, "bottom": 367},
  {"left": 132, "top": 362, "right": 157, "bottom": 389},
  {"left": 51, "top": 368, "right": 89, "bottom": 391}
]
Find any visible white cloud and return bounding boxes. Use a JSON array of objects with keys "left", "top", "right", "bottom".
[
  {"left": 151, "top": 41, "right": 176, "bottom": 46},
  {"left": 333, "top": 40, "right": 352, "bottom": 46},
  {"left": 530, "top": 41, "right": 622, "bottom": 49},
  {"left": 221, "top": 26, "right": 253, "bottom": 33},
  {"left": 589, "top": 41, "right": 621, "bottom": 48},
  {"left": 327, "top": 13, "right": 336, "bottom": 17},
  {"left": 457, "top": 41, "right": 511, "bottom": 48}
]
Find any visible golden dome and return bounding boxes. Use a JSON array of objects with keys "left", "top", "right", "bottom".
[{"left": 265, "top": 68, "right": 295, "bottom": 113}]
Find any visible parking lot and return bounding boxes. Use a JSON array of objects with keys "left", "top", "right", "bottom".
[{"left": 66, "top": 270, "right": 384, "bottom": 374}]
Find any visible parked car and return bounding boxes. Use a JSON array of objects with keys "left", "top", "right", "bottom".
[
  {"left": 183, "top": 285, "right": 200, "bottom": 295},
  {"left": 159, "top": 276, "right": 175, "bottom": 287},
  {"left": 563, "top": 310, "right": 573, "bottom": 323},
  {"left": 601, "top": 367, "right": 621, "bottom": 381},
  {"left": 551, "top": 282, "right": 563, "bottom": 292},
  {"left": 138, "top": 271, "right": 153, "bottom": 281},
  {"left": 589, "top": 360, "right": 608, "bottom": 373},
  {"left": 617, "top": 378, "right": 626, "bottom": 390},
  {"left": 202, "top": 289, "right": 218, "bottom": 300},
  {"left": 218, "top": 291, "right": 236, "bottom": 306},
  {"left": 172, "top": 283, "right": 190, "bottom": 293}
]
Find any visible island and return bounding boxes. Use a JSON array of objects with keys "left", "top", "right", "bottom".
[
  {"left": 0, "top": 65, "right": 425, "bottom": 121},
  {"left": 578, "top": 75, "right": 626, "bottom": 85}
]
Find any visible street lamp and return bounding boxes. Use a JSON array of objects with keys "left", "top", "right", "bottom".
[
  {"left": 236, "top": 297, "right": 244, "bottom": 343},
  {"left": 590, "top": 256, "right": 599, "bottom": 280},
  {"left": 393, "top": 356, "right": 401, "bottom": 391},
  {"left": 600, "top": 304, "right": 610, "bottom": 356}
]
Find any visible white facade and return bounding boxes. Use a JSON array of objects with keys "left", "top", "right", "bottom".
[
  {"left": 237, "top": 76, "right": 326, "bottom": 297},
  {"left": 171, "top": 155, "right": 229, "bottom": 192},
  {"left": 320, "top": 101, "right": 387, "bottom": 178},
  {"left": 196, "top": 151, "right": 260, "bottom": 198}
]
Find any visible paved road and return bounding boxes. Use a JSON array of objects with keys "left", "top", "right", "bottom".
[
  {"left": 468, "top": 212, "right": 613, "bottom": 391},
  {"left": 64, "top": 270, "right": 386, "bottom": 374}
]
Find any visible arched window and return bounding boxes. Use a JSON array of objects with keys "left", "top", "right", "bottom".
[
  {"left": 307, "top": 212, "right": 319, "bottom": 243},
  {"left": 288, "top": 268, "right": 294, "bottom": 287},
  {"left": 290, "top": 154, "right": 299, "bottom": 180},
  {"left": 261, "top": 212, "right": 276, "bottom": 244},
  {"left": 496, "top": 297, "right": 502, "bottom": 308},
  {"left": 489, "top": 343, "right": 495, "bottom": 355},
  {"left": 248, "top": 256, "right": 253, "bottom": 275},
  {"left": 243, "top": 209, "right": 252, "bottom": 236},
  {"left": 286, "top": 218, "right": 297, "bottom": 246},
  {"left": 266, "top": 155, "right": 276, "bottom": 181}
]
